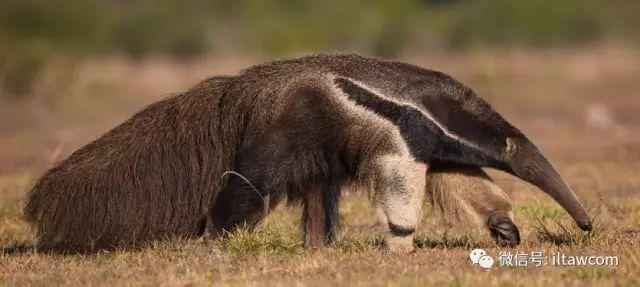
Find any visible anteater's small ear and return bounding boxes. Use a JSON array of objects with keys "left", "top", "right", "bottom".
[{"left": 505, "top": 137, "right": 518, "bottom": 156}]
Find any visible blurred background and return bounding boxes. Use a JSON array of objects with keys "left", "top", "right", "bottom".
[
  {"left": 2, "top": 0, "right": 640, "bottom": 98},
  {"left": 0, "top": 0, "right": 638, "bottom": 206}
]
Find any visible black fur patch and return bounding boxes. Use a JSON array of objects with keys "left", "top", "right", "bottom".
[
  {"left": 419, "top": 91, "right": 507, "bottom": 156},
  {"left": 334, "top": 78, "right": 437, "bottom": 161},
  {"left": 334, "top": 77, "right": 502, "bottom": 168}
]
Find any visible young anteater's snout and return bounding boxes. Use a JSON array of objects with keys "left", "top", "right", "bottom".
[{"left": 487, "top": 212, "right": 520, "bottom": 247}]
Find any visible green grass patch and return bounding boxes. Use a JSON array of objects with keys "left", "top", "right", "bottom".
[{"left": 217, "top": 228, "right": 301, "bottom": 257}]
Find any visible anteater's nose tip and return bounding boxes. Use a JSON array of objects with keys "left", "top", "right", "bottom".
[{"left": 579, "top": 220, "right": 593, "bottom": 231}]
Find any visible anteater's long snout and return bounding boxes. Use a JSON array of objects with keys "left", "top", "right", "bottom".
[
  {"left": 516, "top": 152, "right": 592, "bottom": 231},
  {"left": 532, "top": 165, "right": 592, "bottom": 231}
]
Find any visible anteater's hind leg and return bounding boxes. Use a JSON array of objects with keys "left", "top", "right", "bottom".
[
  {"left": 211, "top": 175, "right": 341, "bottom": 247},
  {"left": 302, "top": 180, "right": 340, "bottom": 248},
  {"left": 210, "top": 173, "right": 280, "bottom": 235}
]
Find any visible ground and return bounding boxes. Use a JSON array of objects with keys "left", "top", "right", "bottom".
[{"left": 1, "top": 48, "right": 639, "bottom": 286}]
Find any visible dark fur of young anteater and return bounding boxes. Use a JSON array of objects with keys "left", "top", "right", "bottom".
[{"left": 24, "top": 54, "right": 591, "bottom": 253}]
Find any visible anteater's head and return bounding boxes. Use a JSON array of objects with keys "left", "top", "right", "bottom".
[
  {"left": 496, "top": 135, "right": 591, "bottom": 231},
  {"left": 416, "top": 82, "right": 592, "bottom": 232}
]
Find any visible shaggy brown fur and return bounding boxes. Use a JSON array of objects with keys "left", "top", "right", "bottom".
[{"left": 25, "top": 77, "right": 235, "bottom": 251}]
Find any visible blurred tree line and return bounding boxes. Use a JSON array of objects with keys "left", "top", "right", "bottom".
[{"left": 1, "top": 0, "right": 639, "bottom": 97}]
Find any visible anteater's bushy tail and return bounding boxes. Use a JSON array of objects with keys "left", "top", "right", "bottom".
[{"left": 23, "top": 77, "right": 236, "bottom": 253}]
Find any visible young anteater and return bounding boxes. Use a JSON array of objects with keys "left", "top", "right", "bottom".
[{"left": 425, "top": 165, "right": 520, "bottom": 247}]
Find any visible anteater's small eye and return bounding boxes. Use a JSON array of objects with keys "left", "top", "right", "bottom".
[{"left": 505, "top": 137, "right": 518, "bottom": 156}]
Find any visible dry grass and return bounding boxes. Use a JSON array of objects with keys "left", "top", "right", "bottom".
[{"left": 1, "top": 47, "right": 639, "bottom": 286}]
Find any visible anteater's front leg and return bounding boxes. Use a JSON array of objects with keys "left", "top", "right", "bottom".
[
  {"left": 344, "top": 126, "right": 425, "bottom": 252},
  {"left": 302, "top": 180, "right": 340, "bottom": 248},
  {"left": 372, "top": 155, "right": 425, "bottom": 252}
]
